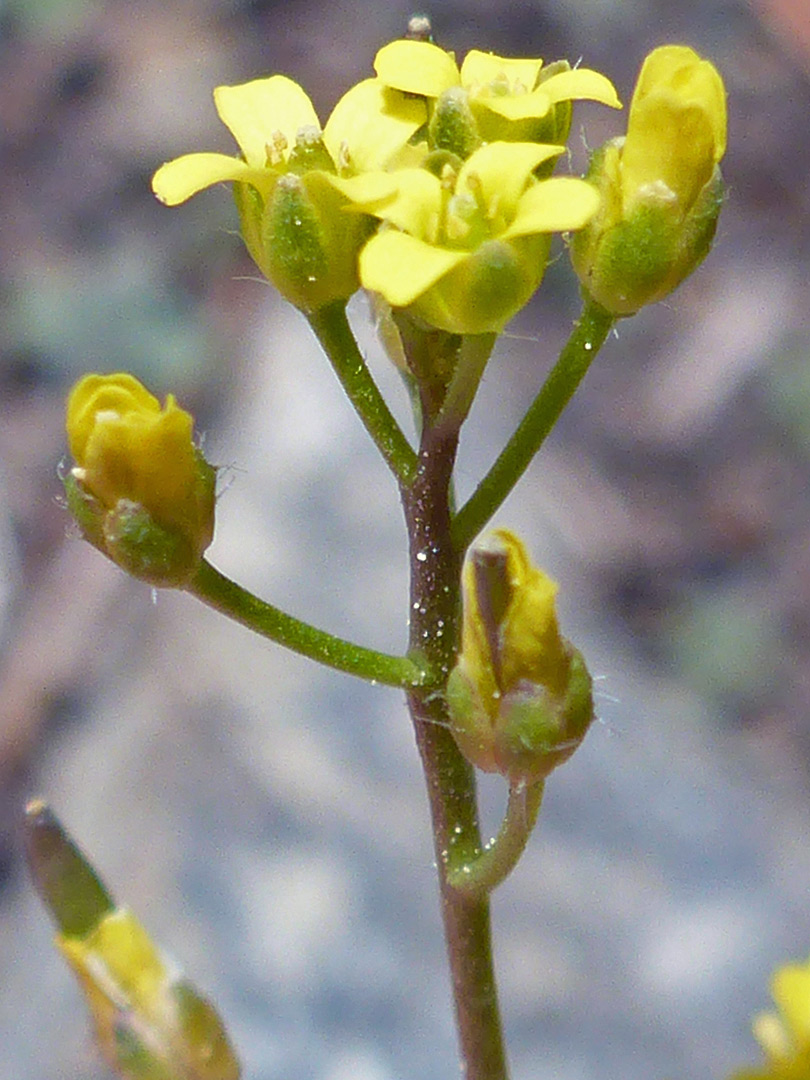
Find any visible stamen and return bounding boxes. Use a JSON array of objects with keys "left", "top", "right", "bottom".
[{"left": 266, "top": 130, "right": 288, "bottom": 167}]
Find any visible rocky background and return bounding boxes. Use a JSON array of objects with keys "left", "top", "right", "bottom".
[{"left": 1, "top": 1, "right": 810, "bottom": 1078}]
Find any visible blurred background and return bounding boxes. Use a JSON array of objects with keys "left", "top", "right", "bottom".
[{"left": 1, "top": 0, "right": 810, "bottom": 1078}]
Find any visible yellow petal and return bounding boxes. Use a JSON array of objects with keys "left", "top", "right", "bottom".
[
  {"left": 458, "top": 142, "right": 563, "bottom": 218},
  {"left": 374, "top": 39, "right": 460, "bottom": 97},
  {"left": 360, "top": 231, "right": 465, "bottom": 306},
  {"left": 474, "top": 87, "right": 554, "bottom": 122},
  {"left": 503, "top": 177, "right": 600, "bottom": 238},
  {"left": 362, "top": 167, "right": 442, "bottom": 240},
  {"left": 67, "top": 373, "right": 159, "bottom": 461},
  {"left": 632, "top": 46, "right": 726, "bottom": 161},
  {"left": 324, "top": 171, "right": 397, "bottom": 206},
  {"left": 152, "top": 152, "right": 270, "bottom": 206},
  {"left": 214, "top": 76, "right": 320, "bottom": 167},
  {"left": 622, "top": 93, "right": 717, "bottom": 213},
  {"left": 633, "top": 45, "right": 701, "bottom": 103},
  {"left": 540, "top": 67, "right": 622, "bottom": 109},
  {"left": 459, "top": 50, "right": 543, "bottom": 92},
  {"left": 323, "top": 78, "right": 426, "bottom": 172}
]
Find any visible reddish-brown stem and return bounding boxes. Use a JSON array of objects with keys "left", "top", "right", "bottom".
[{"left": 401, "top": 418, "right": 509, "bottom": 1080}]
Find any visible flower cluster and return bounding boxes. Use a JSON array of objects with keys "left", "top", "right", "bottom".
[{"left": 152, "top": 39, "right": 622, "bottom": 332}]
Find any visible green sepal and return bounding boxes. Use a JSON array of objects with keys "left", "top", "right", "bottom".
[
  {"left": 172, "top": 980, "right": 242, "bottom": 1080},
  {"left": 571, "top": 129, "right": 725, "bottom": 315},
  {"left": 286, "top": 129, "right": 336, "bottom": 176},
  {"left": 63, "top": 470, "right": 106, "bottom": 551},
  {"left": 410, "top": 233, "right": 549, "bottom": 336},
  {"left": 102, "top": 498, "right": 199, "bottom": 587},
  {"left": 24, "top": 799, "right": 115, "bottom": 938},
  {"left": 429, "top": 87, "right": 482, "bottom": 159},
  {"left": 494, "top": 646, "right": 594, "bottom": 783},
  {"left": 112, "top": 1023, "right": 176, "bottom": 1080},
  {"left": 64, "top": 453, "right": 215, "bottom": 589},
  {"left": 233, "top": 179, "right": 270, "bottom": 278},
  {"left": 261, "top": 171, "right": 367, "bottom": 312}
]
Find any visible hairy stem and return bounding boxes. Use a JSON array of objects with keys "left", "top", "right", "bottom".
[{"left": 402, "top": 416, "right": 509, "bottom": 1080}]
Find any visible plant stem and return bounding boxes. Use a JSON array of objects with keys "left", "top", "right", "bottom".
[
  {"left": 187, "top": 559, "right": 427, "bottom": 688},
  {"left": 308, "top": 301, "right": 418, "bottom": 486},
  {"left": 434, "top": 332, "right": 497, "bottom": 435},
  {"left": 452, "top": 297, "right": 615, "bottom": 551},
  {"left": 402, "top": 415, "right": 509, "bottom": 1080},
  {"left": 447, "top": 781, "right": 545, "bottom": 898}
]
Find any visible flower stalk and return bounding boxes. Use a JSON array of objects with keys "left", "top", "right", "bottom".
[
  {"left": 307, "top": 301, "right": 418, "bottom": 484},
  {"left": 188, "top": 559, "right": 428, "bottom": 688},
  {"left": 452, "top": 296, "right": 616, "bottom": 550}
]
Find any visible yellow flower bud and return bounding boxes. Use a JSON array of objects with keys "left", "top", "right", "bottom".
[
  {"left": 570, "top": 45, "right": 726, "bottom": 315},
  {"left": 64, "top": 373, "right": 215, "bottom": 587},
  {"left": 428, "top": 87, "right": 482, "bottom": 160},
  {"left": 447, "top": 529, "right": 593, "bottom": 783}
]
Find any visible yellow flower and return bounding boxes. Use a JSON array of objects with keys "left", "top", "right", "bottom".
[
  {"left": 355, "top": 141, "right": 600, "bottom": 334},
  {"left": 571, "top": 44, "right": 726, "bottom": 315},
  {"left": 65, "top": 373, "right": 215, "bottom": 586},
  {"left": 446, "top": 529, "right": 593, "bottom": 783},
  {"left": 374, "top": 39, "right": 621, "bottom": 152},
  {"left": 152, "top": 76, "right": 424, "bottom": 311}
]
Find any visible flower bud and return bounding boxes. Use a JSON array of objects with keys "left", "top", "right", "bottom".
[
  {"left": 248, "top": 169, "right": 370, "bottom": 313},
  {"left": 447, "top": 529, "right": 593, "bottom": 784},
  {"left": 428, "top": 87, "right": 482, "bottom": 159},
  {"left": 57, "top": 913, "right": 240, "bottom": 1080},
  {"left": 25, "top": 801, "right": 240, "bottom": 1080},
  {"left": 64, "top": 373, "right": 215, "bottom": 587},
  {"left": 570, "top": 45, "right": 726, "bottom": 315}
]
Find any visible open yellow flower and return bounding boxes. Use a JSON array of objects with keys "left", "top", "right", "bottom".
[
  {"left": 152, "top": 76, "right": 424, "bottom": 310},
  {"left": 571, "top": 44, "right": 726, "bottom": 314},
  {"left": 356, "top": 141, "right": 600, "bottom": 334},
  {"left": 374, "top": 39, "right": 621, "bottom": 151},
  {"left": 65, "top": 373, "right": 215, "bottom": 586},
  {"left": 152, "top": 75, "right": 423, "bottom": 204}
]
